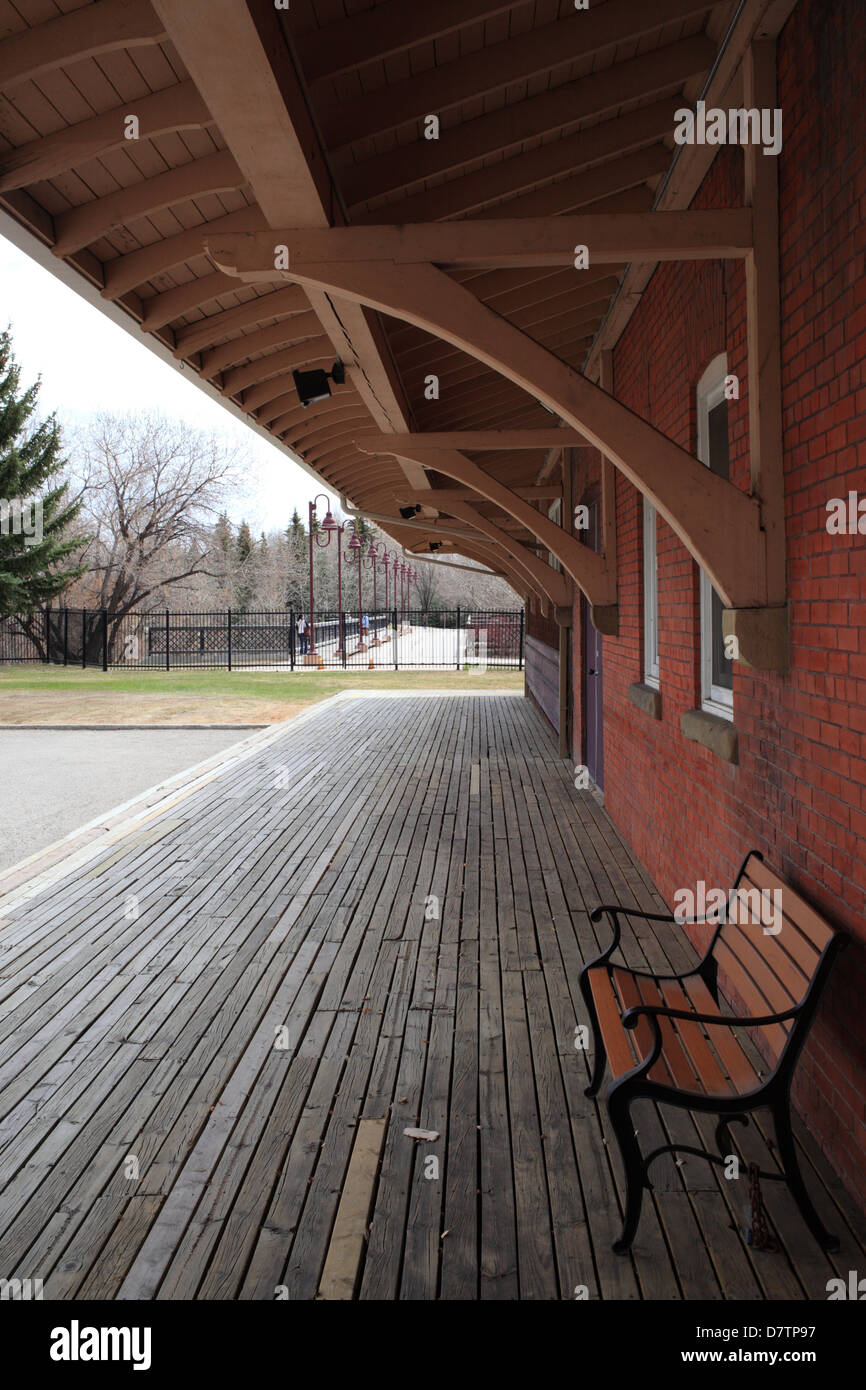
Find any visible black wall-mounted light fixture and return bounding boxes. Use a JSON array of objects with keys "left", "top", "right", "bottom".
[
  {"left": 292, "top": 359, "right": 346, "bottom": 408},
  {"left": 399, "top": 504, "right": 422, "bottom": 520}
]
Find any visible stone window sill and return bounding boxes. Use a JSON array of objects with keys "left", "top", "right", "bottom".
[
  {"left": 681, "top": 707, "right": 738, "bottom": 764},
  {"left": 627, "top": 682, "right": 662, "bottom": 721}
]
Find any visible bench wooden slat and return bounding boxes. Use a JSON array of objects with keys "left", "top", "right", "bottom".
[
  {"left": 712, "top": 940, "right": 791, "bottom": 1061},
  {"left": 611, "top": 967, "right": 657, "bottom": 1063},
  {"left": 658, "top": 980, "right": 735, "bottom": 1097},
  {"left": 719, "top": 919, "right": 801, "bottom": 1012},
  {"left": 682, "top": 976, "right": 764, "bottom": 1092},
  {"left": 635, "top": 974, "right": 698, "bottom": 1092},
  {"left": 742, "top": 856, "right": 834, "bottom": 951},
  {"left": 588, "top": 968, "right": 637, "bottom": 1080}
]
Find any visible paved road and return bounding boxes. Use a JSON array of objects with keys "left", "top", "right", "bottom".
[{"left": 0, "top": 728, "right": 249, "bottom": 872}]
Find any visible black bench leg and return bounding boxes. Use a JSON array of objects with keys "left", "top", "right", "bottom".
[
  {"left": 578, "top": 966, "right": 606, "bottom": 1097},
  {"left": 772, "top": 1098, "right": 840, "bottom": 1252},
  {"left": 609, "top": 1083, "right": 645, "bottom": 1253}
]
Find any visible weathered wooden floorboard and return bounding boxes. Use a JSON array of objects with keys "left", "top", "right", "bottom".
[{"left": 0, "top": 693, "right": 861, "bottom": 1301}]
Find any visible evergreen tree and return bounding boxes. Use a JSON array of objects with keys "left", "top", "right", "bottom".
[
  {"left": 0, "top": 330, "right": 86, "bottom": 616},
  {"left": 235, "top": 519, "right": 255, "bottom": 611},
  {"left": 286, "top": 509, "right": 305, "bottom": 556}
]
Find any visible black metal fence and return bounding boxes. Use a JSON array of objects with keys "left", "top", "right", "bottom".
[{"left": 0, "top": 608, "right": 525, "bottom": 671}]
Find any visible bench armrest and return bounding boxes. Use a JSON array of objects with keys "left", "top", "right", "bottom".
[
  {"left": 621, "top": 1002, "right": 802, "bottom": 1031},
  {"left": 586, "top": 904, "right": 721, "bottom": 977}
]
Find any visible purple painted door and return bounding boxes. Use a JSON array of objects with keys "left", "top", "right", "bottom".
[{"left": 582, "top": 500, "right": 604, "bottom": 790}]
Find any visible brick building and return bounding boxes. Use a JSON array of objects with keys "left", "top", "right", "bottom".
[{"left": 526, "top": 0, "right": 866, "bottom": 1204}]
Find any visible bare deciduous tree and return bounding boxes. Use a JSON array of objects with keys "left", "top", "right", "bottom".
[{"left": 67, "top": 413, "right": 242, "bottom": 630}]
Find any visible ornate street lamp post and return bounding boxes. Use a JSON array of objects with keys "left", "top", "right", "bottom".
[
  {"left": 307, "top": 493, "right": 337, "bottom": 664},
  {"left": 365, "top": 540, "right": 381, "bottom": 646},
  {"left": 345, "top": 522, "right": 367, "bottom": 654},
  {"left": 380, "top": 550, "right": 391, "bottom": 637}
]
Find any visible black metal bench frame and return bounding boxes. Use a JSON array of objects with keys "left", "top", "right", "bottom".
[{"left": 579, "top": 850, "right": 847, "bottom": 1254}]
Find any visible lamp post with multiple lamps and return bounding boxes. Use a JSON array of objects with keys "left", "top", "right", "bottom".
[
  {"left": 365, "top": 539, "right": 382, "bottom": 646},
  {"left": 306, "top": 493, "right": 338, "bottom": 664},
  {"left": 344, "top": 521, "right": 367, "bottom": 655}
]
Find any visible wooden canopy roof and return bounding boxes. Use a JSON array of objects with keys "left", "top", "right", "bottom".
[{"left": 0, "top": 0, "right": 767, "bottom": 595}]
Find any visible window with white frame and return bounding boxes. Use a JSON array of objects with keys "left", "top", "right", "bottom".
[
  {"left": 696, "top": 356, "right": 734, "bottom": 717},
  {"left": 643, "top": 498, "right": 659, "bottom": 687}
]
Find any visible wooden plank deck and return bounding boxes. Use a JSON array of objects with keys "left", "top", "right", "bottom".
[{"left": 0, "top": 692, "right": 864, "bottom": 1301}]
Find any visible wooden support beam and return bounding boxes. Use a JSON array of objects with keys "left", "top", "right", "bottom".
[
  {"left": 54, "top": 151, "right": 244, "bottom": 258},
  {"left": 152, "top": 0, "right": 425, "bottom": 490},
  {"left": 742, "top": 38, "right": 787, "bottom": 629},
  {"left": 598, "top": 351, "right": 618, "bottom": 592},
  {"left": 264, "top": 256, "right": 765, "bottom": 610},
  {"left": 447, "top": 501, "right": 572, "bottom": 610},
  {"left": 357, "top": 442, "right": 615, "bottom": 615},
  {"left": 0, "top": 0, "right": 165, "bottom": 94},
  {"left": 0, "top": 83, "right": 209, "bottom": 194},
  {"left": 208, "top": 211, "right": 752, "bottom": 275},
  {"left": 400, "top": 486, "right": 562, "bottom": 503},
  {"left": 361, "top": 431, "right": 585, "bottom": 451}
]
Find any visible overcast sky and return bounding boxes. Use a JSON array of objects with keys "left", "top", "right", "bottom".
[{"left": 0, "top": 232, "right": 324, "bottom": 534}]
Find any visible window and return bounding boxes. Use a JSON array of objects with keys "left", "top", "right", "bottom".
[
  {"left": 697, "top": 356, "right": 734, "bottom": 717},
  {"left": 643, "top": 498, "right": 659, "bottom": 687}
]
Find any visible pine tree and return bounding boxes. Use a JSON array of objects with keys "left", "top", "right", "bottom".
[
  {"left": 235, "top": 519, "right": 255, "bottom": 612},
  {"left": 0, "top": 330, "right": 86, "bottom": 616}
]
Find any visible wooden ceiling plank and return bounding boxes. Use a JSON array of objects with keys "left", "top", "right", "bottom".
[
  {"left": 296, "top": 0, "right": 521, "bottom": 85},
  {"left": 200, "top": 320, "right": 325, "bottom": 377},
  {"left": 363, "top": 109, "right": 676, "bottom": 224},
  {"left": 339, "top": 36, "right": 715, "bottom": 206},
  {"left": 223, "top": 339, "right": 332, "bottom": 396},
  {"left": 139, "top": 270, "right": 272, "bottom": 333},
  {"left": 172, "top": 286, "right": 310, "bottom": 358},
  {"left": 322, "top": 0, "right": 711, "bottom": 151}
]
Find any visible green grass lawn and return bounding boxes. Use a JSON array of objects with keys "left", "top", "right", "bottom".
[
  {"left": 0, "top": 665, "right": 524, "bottom": 725},
  {"left": 0, "top": 666, "right": 523, "bottom": 697}
]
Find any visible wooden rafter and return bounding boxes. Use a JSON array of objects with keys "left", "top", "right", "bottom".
[
  {"left": 102, "top": 208, "right": 267, "bottom": 301},
  {"left": 297, "top": 0, "right": 518, "bottom": 86},
  {"left": 0, "top": 83, "right": 210, "bottom": 194},
  {"left": 0, "top": 0, "right": 165, "bottom": 93},
  {"left": 360, "top": 101, "right": 679, "bottom": 225},
  {"left": 338, "top": 36, "right": 715, "bottom": 206},
  {"left": 320, "top": 0, "right": 711, "bottom": 152},
  {"left": 54, "top": 152, "right": 245, "bottom": 258}
]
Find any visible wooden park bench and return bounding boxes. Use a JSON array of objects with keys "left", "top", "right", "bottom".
[{"left": 580, "top": 851, "right": 847, "bottom": 1254}]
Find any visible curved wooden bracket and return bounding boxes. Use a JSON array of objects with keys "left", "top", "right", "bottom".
[
  {"left": 445, "top": 500, "right": 572, "bottom": 610},
  {"left": 209, "top": 236, "right": 769, "bottom": 611},
  {"left": 357, "top": 440, "right": 614, "bottom": 617}
]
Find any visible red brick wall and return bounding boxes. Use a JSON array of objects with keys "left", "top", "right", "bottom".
[{"left": 577, "top": 0, "right": 866, "bottom": 1203}]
